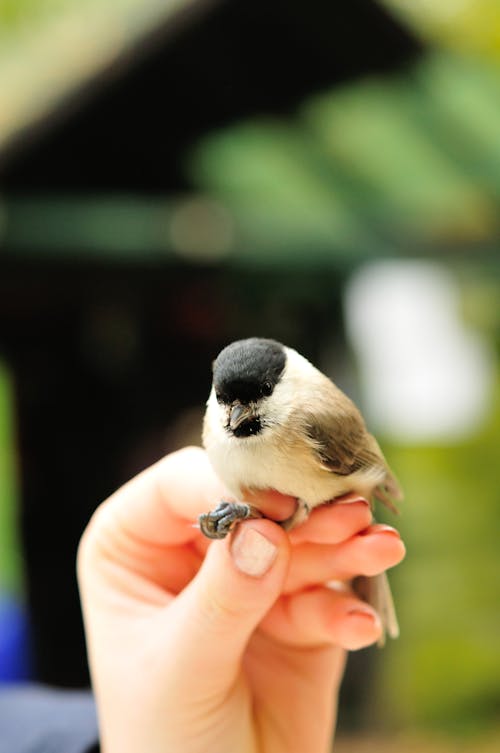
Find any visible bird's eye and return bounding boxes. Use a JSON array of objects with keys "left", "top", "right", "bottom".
[{"left": 262, "top": 382, "right": 272, "bottom": 397}]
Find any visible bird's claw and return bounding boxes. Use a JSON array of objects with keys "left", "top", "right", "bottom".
[{"left": 198, "top": 500, "right": 262, "bottom": 539}]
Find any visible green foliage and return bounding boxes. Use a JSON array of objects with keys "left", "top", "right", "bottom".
[
  {"left": 0, "top": 1, "right": 65, "bottom": 33},
  {"left": 374, "top": 376, "right": 500, "bottom": 733},
  {"left": 0, "top": 361, "right": 22, "bottom": 594}
]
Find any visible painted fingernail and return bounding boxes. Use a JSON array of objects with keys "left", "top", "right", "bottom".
[{"left": 231, "top": 527, "right": 278, "bottom": 577}]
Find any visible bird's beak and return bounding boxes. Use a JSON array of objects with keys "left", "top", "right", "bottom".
[{"left": 228, "top": 402, "right": 255, "bottom": 432}]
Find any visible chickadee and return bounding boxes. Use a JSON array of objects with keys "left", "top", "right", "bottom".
[{"left": 199, "top": 337, "right": 402, "bottom": 642}]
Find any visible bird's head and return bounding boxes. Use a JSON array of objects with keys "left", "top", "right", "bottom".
[{"left": 211, "top": 338, "right": 286, "bottom": 438}]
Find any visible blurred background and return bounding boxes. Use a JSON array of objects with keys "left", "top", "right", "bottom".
[{"left": 0, "top": 0, "right": 499, "bottom": 750}]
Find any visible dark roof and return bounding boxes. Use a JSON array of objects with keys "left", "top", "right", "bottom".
[{"left": 0, "top": 0, "right": 420, "bottom": 191}]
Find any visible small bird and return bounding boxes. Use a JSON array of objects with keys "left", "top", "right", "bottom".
[{"left": 199, "top": 337, "right": 403, "bottom": 642}]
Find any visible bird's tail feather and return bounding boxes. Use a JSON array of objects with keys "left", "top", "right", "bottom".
[{"left": 353, "top": 571, "right": 399, "bottom": 647}]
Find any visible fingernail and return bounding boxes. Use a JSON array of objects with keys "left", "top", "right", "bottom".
[
  {"left": 231, "top": 527, "right": 278, "bottom": 577},
  {"left": 359, "top": 525, "right": 400, "bottom": 538},
  {"left": 335, "top": 495, "right": 370, "bottom": 507},
  {"left": 326, "top": 579, "right": 351, "bottom": 593},
  {"left": 375, "top": 525, "right": 401, "bottom": 538},
  {"left": 348, "top": 606, "right": 381, "bottom": 628}
]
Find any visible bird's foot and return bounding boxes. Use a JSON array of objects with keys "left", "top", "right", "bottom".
[{"left": 198, "top": 500, "right": 263, "bottom": 539}]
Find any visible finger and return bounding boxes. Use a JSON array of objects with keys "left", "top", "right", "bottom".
[
  {"left": 100, "top": 446, "right": 298, "bottom": 550},
  {"left": 192, "top": 487, "right": 298, "bottom": 559},
  {"left": 284, "top": 525, "right": 405, "bottom": 593},
  {"left": 94, "top": 446, "right": 226, "bottom": 548},
  {"left": 288, "top": 496, "right": 373, "bottom": 545},
  {"left": 242, "top": 487, "right": 297, "bottom": 522},
  {"left": 260, "top": 586, "right": 383, "bottom": 650},
  {"left": 155, "top": 519, "right": 291, "bottom": 692}
]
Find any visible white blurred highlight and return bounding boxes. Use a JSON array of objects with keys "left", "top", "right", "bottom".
[{"left": 344, "top": 261, "right": 494, "bottom": 442}]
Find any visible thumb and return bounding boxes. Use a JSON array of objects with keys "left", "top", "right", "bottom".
[{"left": 163, "top": 519, "right": 290, "bottom": 690}]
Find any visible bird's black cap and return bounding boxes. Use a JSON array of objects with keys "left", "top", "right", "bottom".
[{"left": 213, "top": 338, "right": 286, "bottom": 404}]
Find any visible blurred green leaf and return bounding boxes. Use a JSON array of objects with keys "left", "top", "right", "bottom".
[
  {"left": 0, "top": 361, "right": 22, "bottom": 594},
  {"left": 375, "top": 373, "right": 500, "bottom": 732}
]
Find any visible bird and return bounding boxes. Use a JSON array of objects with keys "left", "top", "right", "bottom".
[{"left": 199, "top": 337, "right": 403, "bottom": 642}]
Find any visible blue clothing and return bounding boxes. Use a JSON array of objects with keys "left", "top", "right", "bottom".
[{"left": 0, "top": 685, "right": 98, "bottom": 753}]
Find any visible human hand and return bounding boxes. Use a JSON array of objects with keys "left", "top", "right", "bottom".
[{"left": 77, "top": 447, "right": 405, "bottom": 753}]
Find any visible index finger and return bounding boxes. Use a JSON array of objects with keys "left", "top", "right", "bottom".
[
  {"left": 103, "top": 446, "right": 227, "bottom": 546},
  {"left": 288, "top": 496, "right": 373, "bottom": 545},
  {"left": 101, "top": 446, "right": 298, "bottom": 549}
]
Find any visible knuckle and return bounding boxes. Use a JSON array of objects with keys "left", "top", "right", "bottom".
[{"left": 199, "top": 590, "right": 248, "bottom": 625}]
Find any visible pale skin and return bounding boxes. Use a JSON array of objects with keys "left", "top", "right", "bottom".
[{"left": 77, "top": 446, "right": 406, "bottom": 753}]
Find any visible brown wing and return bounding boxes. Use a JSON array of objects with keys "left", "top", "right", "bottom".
[
  {"left": 300, "top": 375, "right": 382, "bottom": 475},
  {"left": 368, "top": 434, "right": 404, "bottom": 511},
  {"left": 300, "top": 375, "right": 403, "bottom": 509},
  {"left": 305, "top": 411, "right": 382, "bottom": 475}
]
